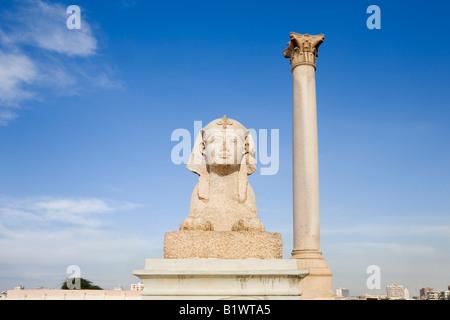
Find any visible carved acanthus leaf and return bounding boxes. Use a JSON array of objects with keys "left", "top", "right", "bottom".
[{"left": 283, "top": 32, "right": 325, "bottom": 70}]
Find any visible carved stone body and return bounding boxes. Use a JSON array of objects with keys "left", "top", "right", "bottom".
[
  {"left": 182, "top": 170, "right": 264, "bottom": 231},
  {"left": 179, "top": 116, "right": 265, "bottom": 232}
]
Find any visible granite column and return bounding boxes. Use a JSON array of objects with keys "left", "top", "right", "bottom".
[{"left": 283, "top": 32, "right": 334, "bottom": 299}]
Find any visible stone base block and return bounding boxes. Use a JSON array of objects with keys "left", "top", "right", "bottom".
[
  {"left": 292, "top": 250, "right": 335, "bottom": 300},
  {"left": 132, "top": 259, "right": 309, "bottom": 300},
  {"left": 164, "top": 231, "right": 283, "bottom": 259}
]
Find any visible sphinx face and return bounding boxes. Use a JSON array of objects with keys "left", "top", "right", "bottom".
[{"left": 202, "top": 130, "right": 246, "bottom": 166}]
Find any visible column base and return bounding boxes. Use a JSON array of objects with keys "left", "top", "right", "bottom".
[{"left": 291, "top": 250, "right": 334, "bottom": 300}]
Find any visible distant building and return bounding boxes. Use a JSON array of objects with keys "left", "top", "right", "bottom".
[
  {"left": 336, "top": 288, "right": 349, "bottom": 298},
  {"left": 1, "top": 289, "right": 142, "bottom": 300},
  {"left": 130, "top": 283, "right": 144, "bottom": 291},
  {"left": 386, "top": 283, "right": 409, "bottom": 299},
  {"left": 359, "top": 294, "right": 387, "bottom": 300},
  {"left": 427, "top": 290, "right": 450, "bottom": 300},
  {"left": 427, "top": 291, "right": 440, "bottom": 300},
  {"left": 113, "top": 285, "right": 123, "bottom": 291},
  {"left": 420, "top": 287, "right": 434, "bottom": 300},
  {"left": 440, "top": 291, "right": 450, "bottom": 300},
  {"left": 13, "top": 286, "right": 24, "bottom": 290}
]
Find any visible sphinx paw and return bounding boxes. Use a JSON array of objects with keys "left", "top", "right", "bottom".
[
  {"left": 180, "top": 217, "right": 214, "bottom": 231},
  {"left": 231, "top": 218, "right": 265, "bottom": 232}
]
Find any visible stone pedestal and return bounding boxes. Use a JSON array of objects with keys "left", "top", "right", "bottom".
[
  {"left": 164, "top": 231, "right": 283, "bottom": 259},
  {"left": 132, "top": 116, "right": 313, "bottom": 300},
  {"left": 293, "top": 250, "right": 334, "bottom": 300},
  {"left": 133, "top": 259, "right": 309, "bottom": 300}
]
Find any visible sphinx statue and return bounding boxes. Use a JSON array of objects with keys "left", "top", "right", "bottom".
[{"left": 180, "top": 116, "right": 265, "bottom": 232}]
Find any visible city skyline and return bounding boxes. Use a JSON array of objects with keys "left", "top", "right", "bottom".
[
  {"left": 1, "top": 0, "right": 449, "bottom": 297},
  {"left": 4, "top": 282, "right": 449, "bottom": 300}
]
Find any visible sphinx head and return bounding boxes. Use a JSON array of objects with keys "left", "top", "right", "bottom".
[
  {"left": 200, "top": 127, "right": 248, "bottom": 174},
  {"left": 187, "top": 116, "right": 256, "bottom": 201}
]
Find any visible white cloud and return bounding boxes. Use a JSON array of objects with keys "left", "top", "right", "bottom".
[
  {"left": 0, "top": 110, "right": 18, "bottom": 126},
  {"left": 0, "top": 50, "right": 37, "bottom": 122},
  {"left": 121, "top": 0, "right": 137, "bottom": 8},
  {"left": 0, "top": 222, "right": 156, "bottom": 289},
  {"left": 34, "top": 198, "right": 114, "bottom": 214},
  {"left": 331, "top": 241, "right": 438, "bottom": 257},
  {"left": 0, "top": 196, "right": 140, "bottom": 227},
  {"left": 323, "top": 223, "right": 450, "bottom": 239},
  {"left": 322, "top": 225, "right": 450, "bottom": 296},
  {"left": 0, "top": 0, "right": 120, "bottom": 125},
  {"left": 0, "top": 196, "right": 154, "bottom": 290},
  {"left": 4, "top": 0, "right": 97, "bottom": 57},
  {"left": 0, "top": 51, "right": 36, "bottom": 97}
]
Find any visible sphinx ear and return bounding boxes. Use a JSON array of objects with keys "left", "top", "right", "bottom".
[
  {"left": 187, "top": 129, "right": 205, "bottom": 172},
  {"left": 245, "top": 131, "right": 257, "bottom": 175},
  {"left": 186, "top": 129, "right": 209, "bottom": 201},
  {"left": 242, "top": 130, "right": 250, "bottom": 155},
  {"left": 199, "top": 141, "right": 206, "bottom": 155}
]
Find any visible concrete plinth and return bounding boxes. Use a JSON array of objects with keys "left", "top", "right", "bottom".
[{"left": 133, "top": 259, "right": 309, "bottom": 300}]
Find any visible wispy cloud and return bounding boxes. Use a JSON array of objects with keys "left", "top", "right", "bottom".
[
  {"left": 2, "top": 0, "right": 97, "bottom": 56},
  {"left": 323, "top": 223, "right": 450, "bottom": 238},
  {"left": 120, "top": 0, "right": 137, "bottom": 9},
  {"left": 333, "top": 241, "right": 438, "bottom": 257},
  {"left": 0, "top": 0, "right": 121, "bottom": 126},
  {"left": 0, "top": 196, "right": 140, "bottom": 227},
  {"left": 0, "top": 195, "right": 153, "bottom": 289},
  {"left": 0, "top": 50, "right": 37, "bottom": 124},
  {"left": 322, "top": 220, "right": 450, "bottom": 296}
]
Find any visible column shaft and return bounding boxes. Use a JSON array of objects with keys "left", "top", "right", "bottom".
[
  {"left": 292, "top": 64, "right": 320, "bottom": 254},
  {"left": 283, "top": 32, "right": 334, "bottom": 299}
]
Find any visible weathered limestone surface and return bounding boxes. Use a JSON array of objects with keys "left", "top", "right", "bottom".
[{"left": 164, "top": 231, "right": 283, "bottom": 259}]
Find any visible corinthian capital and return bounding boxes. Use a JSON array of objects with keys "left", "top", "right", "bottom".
[{"left": 283, "top": 32, "right": 325, "bottom": 71}]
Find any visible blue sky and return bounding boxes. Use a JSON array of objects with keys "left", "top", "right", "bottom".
[{"left": 0, "top": 0, "right": 449, "bottom": 296}]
